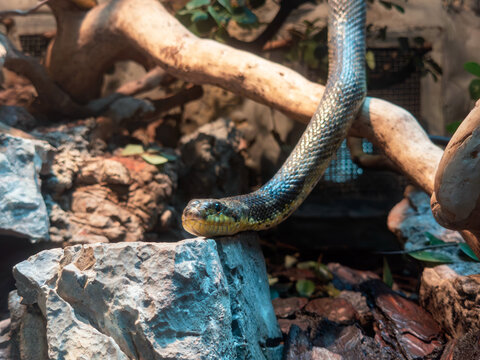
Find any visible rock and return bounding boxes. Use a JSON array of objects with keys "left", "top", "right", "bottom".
[
  {"left": 420, "top": 264, "right": 480, "bottom": 338},
  {"left": 0, "top": 106, "right": 36, "bottom": 130},
  {"left": 0, "top": 134, "right": 52, "bottom": 242},
  {"left": 9, "top": 233, "right": 282, "bottom": 359},
  {"left": 7, "top": 291, "right": 47, "bottom": 360},
  {"left": 179, "top": 118, "right": 248, "bottom": 200},
  {"left": 106, "top": 97, "right": 154, "bottom": 123},
  {"left": 304, "top": 298, "right": 358, "bottom": 324},
  {"left": 0, "top": 318, "right": 12, "bottom": 360}
]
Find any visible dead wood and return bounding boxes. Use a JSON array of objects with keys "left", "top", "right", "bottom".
[
  {"left": 346, "top": 136, "right": 398, "bottom": 172},
  {"left": 0, "top": 33, "right": 88, "bottom": 117},
  {"left": 0, "top": 0, "right": 50, "bottom": 19}
]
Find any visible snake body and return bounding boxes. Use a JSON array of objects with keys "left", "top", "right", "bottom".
[{"left": 182, "top": 0, "right": 367, "bottom": 237}]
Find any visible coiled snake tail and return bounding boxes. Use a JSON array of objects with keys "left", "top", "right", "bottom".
[{"left": 182, "top": 0, "right": 367, "bottom": 237}]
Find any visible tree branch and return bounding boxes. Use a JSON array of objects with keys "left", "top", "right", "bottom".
[
  {"left": 0, "top": 33, "right": 88, "bottom": 117},
  {"left": 0, "top": 0, "right": 50, "bottom": 19}
]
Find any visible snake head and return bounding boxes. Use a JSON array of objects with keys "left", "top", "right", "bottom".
[{"left": 182, "top": 198, "right": 247, "bottom": 237}]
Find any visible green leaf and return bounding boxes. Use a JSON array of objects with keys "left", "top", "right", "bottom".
[
  {"left": 186, "top": 0, "right": 211, "bottom": 10},
  {"left": 459, "top": 243, "right": 480, "bottom": 262},
  {"left": 315, "top": 263, "right": 333, "bottom": 282},
  {"left": 464, "top": 62, "right": 480, "bottom": 77},
  {"left": 217, "top": 0, "right": 234, "bottom": 13},
  {"left": 408, "top": 251, "right": 453, "bottom": 263},
  {"left": 191, "top": 10, "right": 209, "bottom": 22},
  {"left": 469, "top": 79, "right": 480, "bottom": 100},
  {"left": 160, "top": 152, "right": 178, "bottom": 161},
  {"left": 303, "top": 40, "right": 320, "bottom": 69},
  {"left": 177, "top": 8, "right": 194, "bottom": 15},
  {"left": 284, "top": 255, "right": 298, "bottom": 269},
  {"left": 383, "top": 257, "right": 393, "bottom": 288},
  {"left": 141, "top": 153, "right": 169, "bottom": 165},
  {"left": 425, "top": 232, "right": 445, "bottom": 245},
  {"left": 324, "top": 282, "right": 341, "bottom": 297},
  {"left": 296, "top": 279, "right": 315, "bottom": 297},
  {"left": 121, "top": 144, "right": 144, "bottom": 156},
  {"left": 446, "top": 120, "right": 461, "bottom": 135},
  {"left": 207, "top": 5, "right": 230, "bottom": 26},
  {"left": 232, "top": 7, "right": 258, "bottom": 27},
  {"left": 366, "top": 50, "right": 376, "bottom": 70}
]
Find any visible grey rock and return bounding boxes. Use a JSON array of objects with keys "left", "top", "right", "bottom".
[
  {"left": 0, "top": 134, "right": 51, "bottom": 242},
  {"left": 10, "top": 233, "right": 282, "bottom": 359},
  {"left": 0, "top": 106, "right": 36, "bottom": 130},
  {"left": 0, "top": 318, "right": 13, "bottom": 360}
]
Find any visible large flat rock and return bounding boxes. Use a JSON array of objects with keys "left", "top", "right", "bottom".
[{"left": 7, "top": 233, "right": 282, "bottom": 359}]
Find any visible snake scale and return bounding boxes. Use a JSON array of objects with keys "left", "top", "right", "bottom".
[{"left": 182, "top": 0, "right": 367, "bottom": 237}]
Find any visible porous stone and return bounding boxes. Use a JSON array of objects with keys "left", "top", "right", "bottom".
[
  {"left": 0, "top": 133, "right": 52, "bottom": 242},
  {"left": 9, "top": 233, "right": 282, "bottom": 359}
]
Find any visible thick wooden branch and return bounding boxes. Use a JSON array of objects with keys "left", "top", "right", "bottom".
[
  {"left": 0, "top": 0, "right": 50, "bottom": 19},
  {"left": 431, "top": 101, "right": 480, "bottom": 245}
]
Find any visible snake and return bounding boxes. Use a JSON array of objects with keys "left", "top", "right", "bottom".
[{"left": 182, "top": 0, "right": 367, "bottom": 237}]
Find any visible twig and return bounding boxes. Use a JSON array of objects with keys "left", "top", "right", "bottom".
[
  {"left": 376, "top": 243, "right": 458, "bottom": 255},
  {"left": 0, "top": 0, "right": 50, "bottom": 19},
  {"left": 346, "top": 136, "right": 399, "bottom": 172}
]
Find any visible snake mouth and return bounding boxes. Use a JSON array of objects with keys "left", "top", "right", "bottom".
[
  {"left": 182, "top": 207, "right": 241, "bottom": 237},
  {"left": 182, "top": 217, "right": 240, "bottom": 237}
]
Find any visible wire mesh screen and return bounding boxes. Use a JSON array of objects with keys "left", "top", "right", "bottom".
[
  {"left": 368, "top": 48, "right": 422, "bottom": 121},
  {"left": 19, "top": 35, "right": 50, "bottom": 59},
  {"left": 315, "top": 48, "right": 419, "bottom": 195}
]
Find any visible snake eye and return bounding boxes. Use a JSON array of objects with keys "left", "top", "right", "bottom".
[{"left": 214, "top": 202, "right": 222, "bottom": 212}]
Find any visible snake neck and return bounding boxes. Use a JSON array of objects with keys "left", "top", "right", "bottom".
[{"left": 232, "top": 0, "right": 367, "bottom": 232}]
